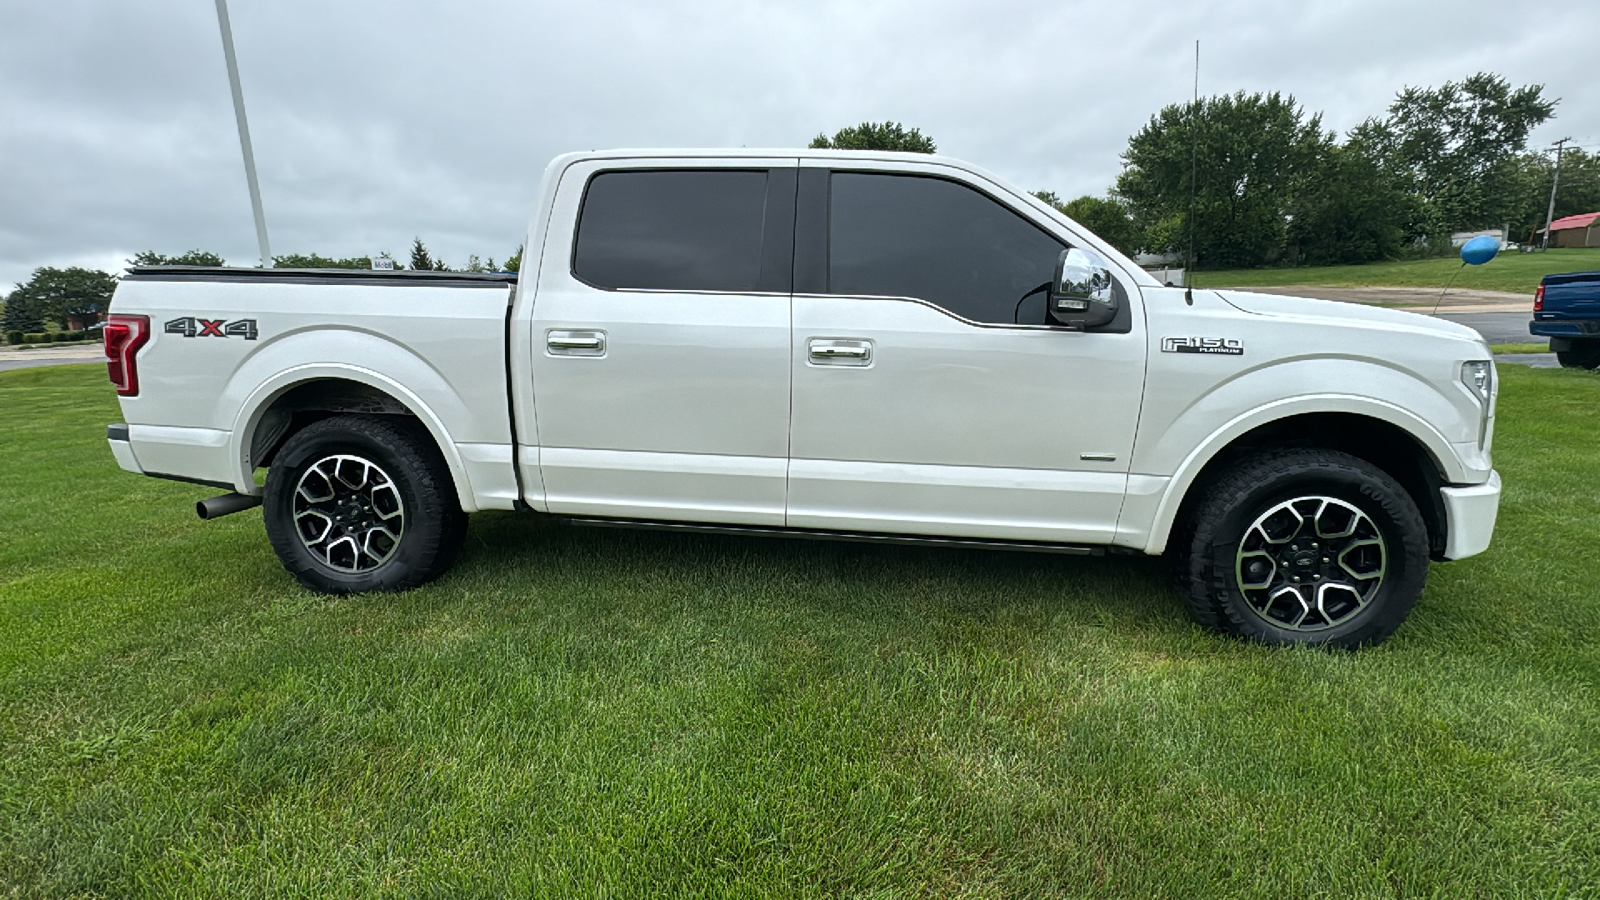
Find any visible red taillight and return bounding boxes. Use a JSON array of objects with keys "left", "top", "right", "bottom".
[
  {"left": 1534, "top": 284, "right": 1545, "bottom": 312},
  {"left": 104, "top": 314, "right": 150, "bottom": 396}
]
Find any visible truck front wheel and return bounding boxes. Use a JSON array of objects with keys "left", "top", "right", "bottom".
[
  {"left": 1178, "top": 449, "right": 1429, "bottom": 649},
  {"left": 263, "top": 415, "right": 467, "bottom": 594}
]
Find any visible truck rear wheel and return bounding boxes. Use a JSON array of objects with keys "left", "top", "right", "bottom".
[
  {"left": 1555, "top": 343, "right": 1600, "bottom": 369},
  {"left": 1178, "top": 449, "right": 1429, "bottom": 649},
  {"left": 263, "top": 415, "right": 467, "bottom": 594}
]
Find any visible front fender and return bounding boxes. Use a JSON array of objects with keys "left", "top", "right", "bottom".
[{"left": 1123, "top": 357, "right": 1482, "bottom": 555}]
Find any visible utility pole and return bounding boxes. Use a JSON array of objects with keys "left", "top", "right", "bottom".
[
  {"left": 1542, "top": 137, "right": 1572, "bottom": 251},
  {"left": 214, "top": 0, "right": 272, "bottom": 267}
]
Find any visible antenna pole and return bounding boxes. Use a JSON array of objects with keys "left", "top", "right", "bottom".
[
  {"left": 1541, "top": 137, "right": 1572, "bottom": 250},
  {"left": 1186, "top": 39, "right": 1199, "bottom": 301},
  {"left": 214, "top": 0, "right": 272, "bottom": 268}
]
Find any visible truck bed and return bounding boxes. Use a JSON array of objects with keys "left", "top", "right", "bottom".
[
  {"left": 123, "top": 265, "right": 518, "bottom": 288},
  {"left": 109, "top": 265, "right": 520, "bottom": 510}
]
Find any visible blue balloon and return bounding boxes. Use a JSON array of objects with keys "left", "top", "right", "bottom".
[{"left": 1460, "top": 235, "right": 1499, "bottom": 266}]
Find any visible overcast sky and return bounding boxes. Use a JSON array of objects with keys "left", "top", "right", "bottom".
[{"left": 2, "top": 0, "right": 1597, "bottom": 289}]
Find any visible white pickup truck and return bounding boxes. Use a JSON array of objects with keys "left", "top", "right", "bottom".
[{"left": 104, "top": 149, "right": 1501, "bottom": 648}]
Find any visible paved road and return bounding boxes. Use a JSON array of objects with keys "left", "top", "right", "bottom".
[
  {"left": 1426, "top": 310, "right": 1563, "bottom": 367},
  {"left": 1495, "top": 353, "right": 1560, "bottom": 369},
  {"left": 0, "top": 346, "right": 107, "bottom": 374},
  {"left": 0, "top": 356, "right": 105, "bottom": 374},
  {"left": 1435, "top": 310, "right": 1536, "bottom": 345},
  {"left": 1226, "top": 285, "right": 1530, "bottom": 310}
]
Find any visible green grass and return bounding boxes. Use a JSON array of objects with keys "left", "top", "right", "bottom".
[
  {"left": 1203, "top": 247, "right": 1600, "bottom": 295},
  {"left": 3, "top": 364, "right": 1599, "bottom": 897},
  {"left": 1492, "top": 342, "right": 1550, "bottom": 355}
]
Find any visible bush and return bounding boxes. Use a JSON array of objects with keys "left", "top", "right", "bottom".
[
  {"left": 5, "top": 331, "right": 21, "bottom": 345},
  {"left": 23, "top": 333, "right": 49, "bottom": 344},
  {"left": 1400, "top": 233, "right": 1458, "bottom": 261},
  {"left": 59, "top": 331, "right": 85, "bottom": 342}
]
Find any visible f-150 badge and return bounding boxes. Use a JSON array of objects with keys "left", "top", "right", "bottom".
[
  {"left": 1162, "top": 336, "right": 1243, "bottom": 356},
  {"left": 165, "top": 317, "right": 258, "bottom": 340}
]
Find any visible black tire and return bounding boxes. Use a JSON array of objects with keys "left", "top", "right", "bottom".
[
  {"left": 1178, "top": 449, "right": 1429, "bottom": 649},
  {"left": 263, "top": 415, "right": 467, "bottom": 594},
  {"left": 1555, "top": 343, "right": 1600, "bottom": 369}
]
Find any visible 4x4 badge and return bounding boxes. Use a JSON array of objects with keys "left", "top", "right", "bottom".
[{"left": 165, "top": 317, "right": 258, "bottom": 340}]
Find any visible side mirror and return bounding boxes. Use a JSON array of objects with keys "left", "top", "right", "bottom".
[{"left": 1049, "top": 247, "right": 1118, "bottom": 329}]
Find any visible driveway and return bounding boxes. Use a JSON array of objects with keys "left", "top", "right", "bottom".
[
  {"left": 0, "top": 344, "right": 108, "bottom": 374},
  {"left": 1220, "top": 285, "right": 1530, "bottom": 312}
]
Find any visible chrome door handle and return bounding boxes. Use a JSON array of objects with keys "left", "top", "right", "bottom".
[
  {"left": 546, "top": 329, "right": 606, "bottom": 356},
  {"left": 808, "top": 338, "right": 872, "bottom": 366}
]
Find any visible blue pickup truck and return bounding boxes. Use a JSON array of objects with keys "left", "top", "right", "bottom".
[{"left": 1531, "top": 270, "right": 1600, "bottom": 368}]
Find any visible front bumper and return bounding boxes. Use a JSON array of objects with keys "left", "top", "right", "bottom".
[{"left": 1439, "top": 470, "right": 1501, "bottom": 560}]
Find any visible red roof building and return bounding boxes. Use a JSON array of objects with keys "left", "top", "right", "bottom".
[{"left": 1546, "top": 211, "right": 1600, "bottom": 248}]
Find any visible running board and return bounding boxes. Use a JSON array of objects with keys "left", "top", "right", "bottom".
[{"left": 564, "top": 517, "right": 1102, "bottom": 556}]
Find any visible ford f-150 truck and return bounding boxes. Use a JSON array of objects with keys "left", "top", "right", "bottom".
[
  {"left": 1530, "top": 269, "right": 1600, "bottom": 368},
  {"left": 103, "top": 149, "right": 1502, "bottom": 648}
]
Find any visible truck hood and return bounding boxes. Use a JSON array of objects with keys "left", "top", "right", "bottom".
[{"left": 1212, "top": 290, "right": 1485, "bottom": 343}]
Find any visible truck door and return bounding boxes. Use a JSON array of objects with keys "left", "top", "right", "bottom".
[
  {"left": 528, "top": 158, "right": 797, "bottom": 525},
  {"left": 786, "top": 164, "right": 1148, "bottom": 545}
]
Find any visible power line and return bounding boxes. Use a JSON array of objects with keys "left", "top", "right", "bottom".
[{"left": 1541, "top": 137, "right": 1572, "bottom": 250}]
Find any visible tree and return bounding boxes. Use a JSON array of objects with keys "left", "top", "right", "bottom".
[
  {"left": 504, "top": 245, "right": 523, "bottom": 273},
  {"left": 809, "top": 121, "right": 936, "bottom": 153},
  {"left": 129, "top": 249, "right": 227, "bottom": 267},
  {"left": 1116, "top": 92, "right": 1331, "bottom": 269},
  {"left": 1504, "top": 147, "right": 1600, "bottom": 242},
  {"left": 1380, "top": 73, "right": 1556, "bottom": 233},
  {"left": 1285, "top": 138, "right": 1411, "bottom": 265},
  {"left": 272, "top": 253, "right": 379, "bottom": 269},
  {"left": 1033, "top": 191, "right": 1139, "bottom": 257},
  {"left": 409, "top": 237, "right": 448, "bottom": 271},
  {"left": 1, "top": 284, "right": 43, "bottom": 334},
  {"left": 6, "top": 267, "right": 118, "bottom": 329}
]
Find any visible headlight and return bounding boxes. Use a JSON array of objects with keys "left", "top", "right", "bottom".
[{"left": 1461, "top": 360, "right": 1494, "bottom": 404}]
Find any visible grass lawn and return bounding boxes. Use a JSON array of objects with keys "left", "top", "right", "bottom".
[
  {"left": 2, "top": 365, "right": 1598, "bottom": 897},
  {"left": 1492, "top": 342, "right": 1550, "bottom": 355},
  {"left": 1202, "top": 247, "right": 1600, "bottom": 295}
]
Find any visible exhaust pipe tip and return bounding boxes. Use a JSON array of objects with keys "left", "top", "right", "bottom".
[{"left": 196, "top": 492, "right": 263, "bottom": 520}]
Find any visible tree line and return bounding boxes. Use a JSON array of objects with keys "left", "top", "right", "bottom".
[
  {"left": 1105, "top": 72, "right": 1585, "bottom": 269},
  {"left": 5, "top": 88, "right": 1590, "bottom": 337},
  {"left": 820, "top": 77, "right": 1596, "bottom": 270},
  {"left": 0, "top": 239, "right": 521, "bottom": 337}
]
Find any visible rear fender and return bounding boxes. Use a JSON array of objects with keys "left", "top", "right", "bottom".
[{"left": 223, "top": 331, "right": 478, "bottom": 511}]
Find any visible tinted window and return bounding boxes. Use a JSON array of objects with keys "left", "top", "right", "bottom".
[
  {"left": 828, "top": 173, "right": 1065, "bottom": 324},
  {"left": 574, "top": 170, "right": 769, "bottom": 292}
]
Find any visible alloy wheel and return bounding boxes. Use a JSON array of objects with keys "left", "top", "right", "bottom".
[
  {"left": 1234, "top": 495, "right": 1387, "bottom": 631},
  {"left": 291, "top": 454, "right": 405, "bottom": 573}
]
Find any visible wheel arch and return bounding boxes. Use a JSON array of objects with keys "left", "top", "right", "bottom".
[
  {"left": 1141, "top": 400, "right": 1459, "bottom": 557},
  {"left": 227, "top": 366, "right": 476, "bottom": 512}
]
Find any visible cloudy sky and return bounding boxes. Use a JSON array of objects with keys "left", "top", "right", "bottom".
[{"left": 2, "top": 0, "right": 1597, "bottom": 288}]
